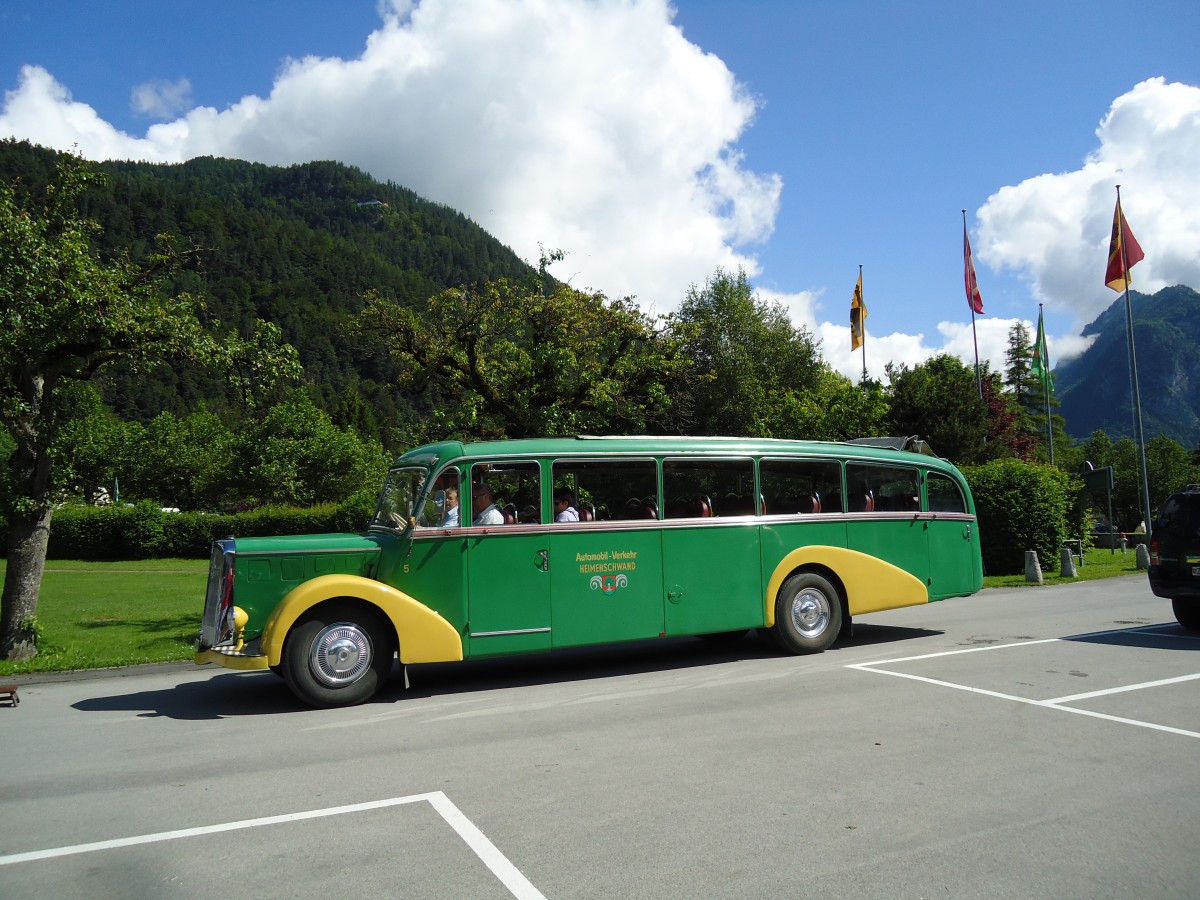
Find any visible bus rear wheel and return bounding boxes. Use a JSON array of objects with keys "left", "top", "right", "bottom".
[
  {"left": 282, "top": 604, "right": 395, "bottom": 708},
  {"left": 772, "top": 572, "right": 842, "bottom": 654}
]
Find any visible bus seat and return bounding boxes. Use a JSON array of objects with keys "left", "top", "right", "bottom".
[
  {"left": 502, "top": 503, "right": 518, "bottom": 525},
  {"left": 797, "top": 493, "right": 821, "bottom": 514},
  {"left": 668, "top": 497, "right": 690, "bottom": 519},
  {"left": 579, "top": 502, "right": 595, "bottom": 521},
  {"left": 849, "top": 491, "right": 875, "bottom": 512}
]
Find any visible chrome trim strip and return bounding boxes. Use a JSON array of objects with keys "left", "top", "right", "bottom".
[
  {"left": 408, "top": 511, "right": 974, "bottom": 538},
  {"left": 470, "top": 627, "right": 552, "bottom": 638}
]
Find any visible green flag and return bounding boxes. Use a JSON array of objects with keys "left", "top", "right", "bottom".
[{"left": 1031, "top": 309, "right": 1052, "bottom": 393}]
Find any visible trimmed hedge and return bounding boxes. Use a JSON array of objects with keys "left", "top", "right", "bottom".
[
  {"left": 24, "top": 490, "right": 378, "bottom": 561},
  {"left": 963, "top": 459, "right": 1086, "bottom": 576}
]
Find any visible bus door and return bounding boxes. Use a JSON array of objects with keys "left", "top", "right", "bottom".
[
  {"left": 464, "top": 461, "right": 553, "bottom": 657},
  {"left": 547, "top": 458, "right": 665, "bottom": 647},
  {"left": 924, "top": 470, "right": 983, "bottom": 599},
  {"left": 845, "top": 462, "right": 930, "bottom": 589},
  {"left": 660, "top": 458, "right": 763, "bottom": 635}
]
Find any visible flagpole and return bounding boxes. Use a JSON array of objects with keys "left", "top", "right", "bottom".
[
  {"left": 1116, "top": 185, "right": 1154, "bottom": 536},
  {"left": 1040, "top": 303, "right": 1054, "bottom": 465},
  {"left": 858, "top": 264, "right": 867, "bottom": 382},
  {"left": 964, "top": 209, "right": 982, "bottom": 399}
]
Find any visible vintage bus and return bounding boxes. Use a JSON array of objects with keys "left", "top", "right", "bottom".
[{"left": 196, "top": 436, "right": 983, "bottom": 706}]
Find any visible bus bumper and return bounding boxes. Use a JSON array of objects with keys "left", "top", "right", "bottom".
[{"left": 195, "top": 648, "right": 271, "bottom": 671}]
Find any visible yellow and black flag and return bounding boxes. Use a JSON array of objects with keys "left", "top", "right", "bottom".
[{"left": 850, "top": 272, "right": 866, "bottom": 351}]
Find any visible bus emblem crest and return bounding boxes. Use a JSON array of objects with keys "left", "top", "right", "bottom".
[{"left": 590, "top": 574, "right": 628, "bottom": 593}]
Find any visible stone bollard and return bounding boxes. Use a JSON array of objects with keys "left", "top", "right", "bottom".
[
  {"left": 1025, "top": 550, "right": 1043, "bottom": 584},
  {"left": 1059, "top": 547, "right": 1078, "bottom": 578},
  {"left": 1135, "top": 543, "right": 1150, "bottom": 570}
]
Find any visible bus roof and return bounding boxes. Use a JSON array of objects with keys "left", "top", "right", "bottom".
[{"left": 393, "top": 435, "right": 963, "bottom": 474}]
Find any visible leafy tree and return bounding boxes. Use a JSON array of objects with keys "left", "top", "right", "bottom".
[
  {"left": 768, "top": 371, "right": 889, "bottom": 441},
  {"left": 357, "top": 263, "right": 688, "bottom": 440},
  {"left": 885, "top": 354, "right": 988, "bottom": 464},
  {"left": 1004, "top": 321, "right": 1038, "bottom": 405},
  {"left": 123, "top": 408, "right": 236, "bottom": 511},
  {"left": 0, "top": 152, "right": 300, "bottom": 659},
  {"left": 1144, "top": 435, "right": 1199, "bottom": 516},
  {"left": 980, "top": 371, "right": 1037, "bottom": 462},
  {"left": 232, "top": 392, "right": 389, "bottom": 506},
  {"left": 48, "top": 383, "right": 135, "bottom": 504},
  {"left": 669, "top": 268, "right": 823, "bottom": 437}
]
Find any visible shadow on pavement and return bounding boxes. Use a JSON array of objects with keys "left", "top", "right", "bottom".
[
  {"left": 72, "top": 671, "right": 301, "bottom": 719},
  {"left": 1064, "top": 620, "right": 1200, "bottom": 651},
  {"left": 67, "top": 624, "right": 944, "bottom": 718}
]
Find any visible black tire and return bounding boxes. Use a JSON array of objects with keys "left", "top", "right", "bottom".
[
  {"left": 282, "top": 603, "right": 395, "bottom": 708},
  {"left": 772, "top": 572, "right": 843, "bottom": 654},
  {"left": 1173, "top": 599, "right": 1200, "bottom": 631}
]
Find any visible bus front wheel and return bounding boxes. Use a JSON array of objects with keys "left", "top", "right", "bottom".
[
  {"left": 282, "top": 604, "right": 395, "bottom": 707},
  {"left": 772, "top": 572, "right": 842, "bottom": 654}
]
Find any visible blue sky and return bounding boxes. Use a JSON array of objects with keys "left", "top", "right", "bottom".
[{"left": 2, "top": 0, "right": 1198, "bottom": 383}]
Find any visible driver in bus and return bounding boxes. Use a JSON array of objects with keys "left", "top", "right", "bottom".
[{"left": 439, "top": 488, "right": 460, "bottom": 527}]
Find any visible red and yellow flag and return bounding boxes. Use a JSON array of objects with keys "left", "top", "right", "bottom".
[{"left": 1105, "top": 196, "right": 1145, "bottom": 291}]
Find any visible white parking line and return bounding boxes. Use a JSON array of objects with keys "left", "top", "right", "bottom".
[
  {"left": 0, "top": 791, "right": 548, "bottom": 900},
  {"left": 1046, "top": 671, "right": 1200, "bottom": 704},
  {"left": 849, "top": 638, "right": 1200, "bottom": 741}
]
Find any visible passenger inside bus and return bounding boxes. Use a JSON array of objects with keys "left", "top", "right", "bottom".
[
  {"left": 553, "top": 488, "right": 580, "bottom": 522},
  {"left": 472, "top": 483, "right": 504, "bottom": 525}
]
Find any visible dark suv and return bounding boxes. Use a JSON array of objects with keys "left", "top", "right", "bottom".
[{"left": 1149, "top": 486, "right": 1200, "bottom": 630}]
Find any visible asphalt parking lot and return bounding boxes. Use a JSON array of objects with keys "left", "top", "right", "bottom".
[{"left": 1, "top": 574, "right": 1197, "bottom": 899}]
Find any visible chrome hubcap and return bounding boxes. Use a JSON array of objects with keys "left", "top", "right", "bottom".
[
  {"left": 310, "top": 623, "right": 372, "bottom": 686},
  {"left": 790, "top": 588, "right": 830, "bottom": 639}
]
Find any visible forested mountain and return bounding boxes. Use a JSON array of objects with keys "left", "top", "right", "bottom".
[
  {"left": 0, "top": 141, "right": 535, "bottom": 441},
  {"left": 1055, "top": 285, "right": 1200, "bottom": 447}
]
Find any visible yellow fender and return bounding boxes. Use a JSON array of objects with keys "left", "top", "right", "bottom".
[
  {"left": 764, "top": 546, "right": 927, "bottom": 627},
  {"left": 262, "top": 574, "right": 464, "bottom": 666}
]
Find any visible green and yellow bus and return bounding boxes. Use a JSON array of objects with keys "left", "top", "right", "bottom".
[{"left": 197, "top": 436, "right": 982, "bottom": 706}]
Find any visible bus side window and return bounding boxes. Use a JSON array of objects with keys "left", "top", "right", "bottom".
[
  {"left": 552, "top": 458, "right": 657, "bottom": 524},
  {"left": 927, "top": 472, "right": 967, "bottom": 513},
  {"left": 846, "top": 463, "right": 920, "bottom": 514},
  {"left": 761, "top": 458, "right": 841, "bottom": 515},
  {"left": 472, "top": 461, "right": 540, "bottom": 525},
  {"left": 664, "top": 457, "right": 754, "bottom": 518}
]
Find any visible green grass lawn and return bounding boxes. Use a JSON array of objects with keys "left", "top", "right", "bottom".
[
  {"left": 0, "top": 558, "right": 207, "bottom": 676},
  {"left": 982, "top": 545, "right": 1145, "bottom": 588},
  {"left": 0, "top": 547, "right": 1148, "bottom": 676}
]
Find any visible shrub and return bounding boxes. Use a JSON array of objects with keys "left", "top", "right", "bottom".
[
  {"left": 39, "top": 493, "right": 381, "bottom": 560},
  {"left": 964, "top": 459, "right": 1085, "bottom": 576}
]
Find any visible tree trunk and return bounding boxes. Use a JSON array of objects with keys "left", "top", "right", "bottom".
[{"left": 1, "top": 504, "right": 52, "bottom": 660}]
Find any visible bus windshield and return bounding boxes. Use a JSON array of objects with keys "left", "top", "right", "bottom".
[{"left": 369, "top": 467, "right": 431, "bottom": 530}]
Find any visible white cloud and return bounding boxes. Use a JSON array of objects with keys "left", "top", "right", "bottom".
[
  {"left": 977, "top": 78, "right": 1200, "bottom": 333},
  {"left": 0, "top": 0, "right": 778, "bottom": 311},
  {"left": 2, "top": 4, "right": 1194, "bottom": 384},
  {"left": 130, "top": 77, "right": 192, "bottom": 119}
]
